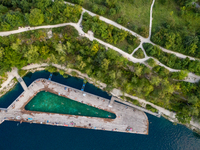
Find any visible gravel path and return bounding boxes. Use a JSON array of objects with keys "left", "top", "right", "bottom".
[
  {"left": 0, "top": 1, "right": 200, "bottom": 131},
  {"left": 0, "top": 0, "right": 200, "bottom": 88}
]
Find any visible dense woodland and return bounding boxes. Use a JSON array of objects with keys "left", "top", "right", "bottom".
[
  {"left": 82, "top": 12, "right": 140, "bottom": 54},
  {"left": 0, "top": 25, "right": 200, "bottom": 124},
  {"left": 143, "top": 43, "right": 200, "bottom": 75},
  {"left": 0, "top": 0, "right": 82, "bottom": 31},
  {"left": 67, "top": 0, "right": 200, "bottom": 59},
  {"left": 0, "top": 0, "right": 200, "bottom": 125},
  {"left": 152, "top": 0, "right": 200, "bottom": 58}
]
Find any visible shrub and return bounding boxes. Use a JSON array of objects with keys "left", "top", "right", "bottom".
[
  {"left": 109, "top": 8, "right": 116, "bottom": 16},
  {"left": 146, "top": 104, "right": 158, "bottom": 113},
  {"left": 45, "top": 66, "right": 57, "bottom": 73}
]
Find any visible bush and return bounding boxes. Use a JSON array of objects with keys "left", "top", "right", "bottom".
[
  {"left": 99, "top": 6, "right": 107, "bottom": 15},
  {"left": 147, "top": 58, "right": 157, "bottom": 67},
  {"left": 71, "top": 71, "right": 78, "bottom": 76},
  {"left": 171, "top": 70, "right": 189, "bottom": 80},
  {"left": 45, "top": 66, "right": 57, "bottom": 73},
  {"left": 125, "top": 96, "right": 142, "bottom": 107},
  {"left": 109, "top": 8, "right": 116, "bottom": 16},
  {"left": 146, "top": 104, "right": 158, "bottom": 113},
  {"left": 92, "top": 5, "right": 98, "bottom": 13},
  {"left": 133, "top": 48, "right": 145, "bottom": 59},
  {"left": 63, "top": 74, "right": 69, "bottom": 78},
  {"left": 59, "top": 69, "right": 65, "bottom": 75},
  {"left": 117, "top": 17, "right": 122, "bottom": 24}
]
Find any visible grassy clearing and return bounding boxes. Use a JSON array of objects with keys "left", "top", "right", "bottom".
[
  {"left": 82, "top": 0, "right": 152, "bottom": 37},
  {"left": 151, "top": 0, "right": 200, "bottom": 58},
  {"left": 115, "top": 39, "right": 139, "bottom": 54},
  {"left": 133, "top": 48, "right": 145, "bottom": 58},
  {"left": 152, "top": 0, "right": 200, "bottom": 35}
]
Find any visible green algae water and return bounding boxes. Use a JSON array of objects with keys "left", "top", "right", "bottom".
[
  {"left": 1, "top": 71, "right": 200, "bottom": 150},
  {"left": 25, "top": 91, "right": 116, "bottom": 119}
]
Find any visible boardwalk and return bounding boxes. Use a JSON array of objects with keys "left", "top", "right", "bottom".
[{"left": 0, "top": 79, "right": 148, "bottom": 134}]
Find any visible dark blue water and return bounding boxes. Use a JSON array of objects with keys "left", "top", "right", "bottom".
[
  {"left": 0, "top": 71, "right": 200, "bottom": 149},
  {"left": 0, "top": 114, "right": 200, "bottom": 150},
  {"left": 0, "top": 83, "right": 23, "bottom": 108},
  {"left": 0, "top": 71, "right": 111, "bottom": 108},
  {"left": 84, "top": 82, "right": 111, "bottom": 99}
]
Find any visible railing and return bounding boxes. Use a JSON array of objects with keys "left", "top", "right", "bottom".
[
  {"left": 113, "top": 98, "right": 160, "bottom": 117},
  {"left": 0, "top": 108, "right": 7, "bottom": 111},
  {"left": 6, "top": 78, "right": 160, "bottom": 117},
  {"left": 40, "top": 78, "right": 111, "bottom": 101}
]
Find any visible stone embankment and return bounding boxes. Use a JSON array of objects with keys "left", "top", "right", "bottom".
[{"left": 0, "top": 79, "right": 148, "bottom": 134}]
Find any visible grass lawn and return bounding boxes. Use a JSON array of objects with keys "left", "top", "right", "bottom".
[
  {"left": 83, "top": 0, "right": 152, "bottom": 37},
  {"left": 152, "top": 0, "right": 200, "bottom": 38},
  {"left": 133, "top": 48, "right": 145, "bottom": 58},
  {"left": 115, "top": 39, "right": 140, "bottom": 54}
]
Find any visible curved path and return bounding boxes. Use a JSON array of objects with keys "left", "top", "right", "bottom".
[
  {"left": 0, "top": 0, "right": 199, "bottom": 85},
  {"left": 148, "top": 0, "right": 155, "bottom": 40},
  {"left": 0, "top": 0, "right": 199, "bottom": 132}
]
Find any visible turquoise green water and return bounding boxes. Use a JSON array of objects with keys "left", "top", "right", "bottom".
[{"left": 25, "top": 91, "right": 116, "bottom": 119}]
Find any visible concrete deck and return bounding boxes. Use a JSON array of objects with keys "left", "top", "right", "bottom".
[{"left": 0, "top": 79, "right": 148, "bottom": 134}]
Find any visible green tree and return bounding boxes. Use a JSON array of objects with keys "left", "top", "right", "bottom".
[
  {"left": 105, "top": 0, "right": 117, "bottom": 8},
  {"left": 92, "top": 5, "right": 98, "bottom": 13},
  {"left": 176, "top": 106, "right": 192, "bottom": 124},
  {"left": 0, "top": 4, "right": 8, "bottom": 13},
  {"left": 147, "top": 58, "right": 157, "bottom": 67},
  {"left": 150, "top": 76, "right": 162, "bottom": 86},
  {"left": 101, "top": 58, "right": 110, "bottom": 70},
  {"left": 99, "top": 6, "right": 106, "bottom": 15},
  {"left": 109, "top": 8, "right": 116, "bottom": 16},
  {"left": 24, "top": 45, "right": 39, "bottom": 63},
  {"left": 188, "top": 95, "right": 198, "bottom": 105},
  {"left": 55, "top": 43, "right": 65, "bottom": 55},
  {"left": 0, "top": 47, "right": 4, "bottom": 61},
  {"left": 59, "top": 69, "right": 65, "bottom": 75},
  {"left": 27, "top": 8, "right": 44, "bottom": 25}
]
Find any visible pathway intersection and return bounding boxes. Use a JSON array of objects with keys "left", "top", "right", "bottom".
[
  {"left": 0, "top": 1, "right": 199, "bottom": 83},
  {"left": 0, "top": 0, "right": 200, "bottom": 131}
]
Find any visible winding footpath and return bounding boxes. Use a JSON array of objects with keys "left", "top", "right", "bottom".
[
  {"left": 0, "top": 0, "right": 200, "bottom": 131},
  {"left": 0, "top": 0, "right": 199, "bottom": 83},
  {"left": 148, "top": 0, "right": 155, "bottom": 40}
]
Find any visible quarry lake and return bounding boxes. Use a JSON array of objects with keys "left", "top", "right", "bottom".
[{"left": 0, "top": 71, "right": 200, "bottom": 150}]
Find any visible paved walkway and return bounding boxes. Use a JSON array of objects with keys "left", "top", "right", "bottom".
[
  {"left": 148, "top": 0, "right": 155, "bottom": 40},
  {"left": 111, "top": 89, "right": 176, "bottom": 119},
  {"left": 0, "top": 68, "right": 28, "bottom": 92},
  {"left": 0, "top": 79, "right": 148, "bottom": 134},
  {"left": 0, "top": 1, "right": 199, "bottom": 83},
  {"left": 21, "top": 64, "right": 175, "bottom": 118},
  {"left": 110, "top": 96, "right": 160, "bottom": 117},
  {"left": 0, "top": 0, "right": 200, "bottom": 130}
]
